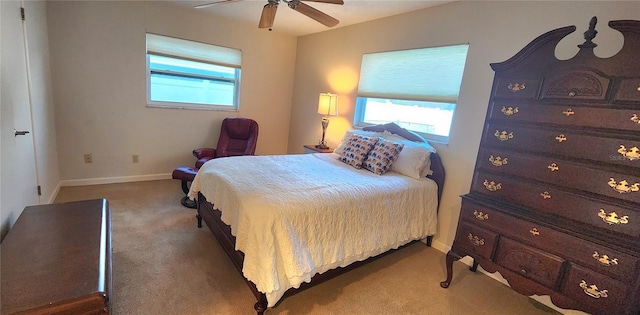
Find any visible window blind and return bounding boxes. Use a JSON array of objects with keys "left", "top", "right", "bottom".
[
  {"left": 357, "top": 44, "right": 469, "bottom": 103},
  {"left": 146, "top": 33, "right": 242, "bottom": 69}
]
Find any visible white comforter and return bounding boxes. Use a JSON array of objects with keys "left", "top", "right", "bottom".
[{"left": 188, "top": 153, "right": 438, "bottom": 307}]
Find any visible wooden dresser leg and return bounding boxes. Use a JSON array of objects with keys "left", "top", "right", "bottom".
[
  {"left": 196, "top": 214, "right": 202, "bottom": 228},
  {"left": 469, "top": 259, "right": 479, "bottom": 272},
  {"left": 440, "top": 250, "right": 462, "bottom": 288}
]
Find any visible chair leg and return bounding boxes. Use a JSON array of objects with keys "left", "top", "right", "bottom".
[{"left": 181, "top": 180, "right": 190, "bottom": 195}]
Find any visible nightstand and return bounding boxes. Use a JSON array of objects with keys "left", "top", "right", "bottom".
[{"left": 303, "top": 145, "right": 333, "bottom": 154}]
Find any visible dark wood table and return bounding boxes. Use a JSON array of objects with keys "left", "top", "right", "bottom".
[{"left": 1, "top": 199, "right": 112, "bottom": 314}]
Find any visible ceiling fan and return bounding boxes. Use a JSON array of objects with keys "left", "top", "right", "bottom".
[{"left": 194, "top": 0, "right": 344, "bottom": 31}]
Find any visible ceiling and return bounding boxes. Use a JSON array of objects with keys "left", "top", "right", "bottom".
[{"left": 167, "top": 0, "right": 452, "bottom": 37}]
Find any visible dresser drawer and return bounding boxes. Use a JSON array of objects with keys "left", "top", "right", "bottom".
[
  {"left": 540, "top": 71, "right": 610, "bottom": 101},
  {"left": 492, "top": 77, "right": 541, "bottom": 99},
  {"left": 488, "top": 102, "right": 640, "bottom": 133},
  {"left": 484, "top": 123, "right": 640, "bottom": 169},
  {"left": 494, "top": 237, "right": 565, "bottom": 289},
  {"left": 461, "top": 199, "right": 639, "bottom": 282},
  {"left": 471, "top": 171, "right": 640, "bottom": 238},
  {"left": 452, "top": 222, "right": 498, "bottom": 261},
  {"left": 614, "top": 78, "right": 640, "bottom": 102},
  {"left": 477, "top": 149, "right": 640, "bottom": 204},
  {"left": 561, "top": 264, "right": 629, "bottom": 315}
]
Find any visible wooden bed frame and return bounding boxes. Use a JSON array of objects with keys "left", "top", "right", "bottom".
[{"left": 195, "top": 123, "right": 445, "bottom": 314}]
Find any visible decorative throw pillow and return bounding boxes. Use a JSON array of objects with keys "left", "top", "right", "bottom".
[
  {"left": 338, "top": 134, "right": 378, "bottom": 169},
  {"left": 363, "top": 138, "right": 404, "bottom": 175},
  {"left": 334, "top": 129, "right": 381, "bottom": 156}
]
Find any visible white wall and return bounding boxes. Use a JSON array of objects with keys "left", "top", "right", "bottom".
[
  {"left": 46, "top": 1, "right": 298, "bottom": 183},
  {"left": 288, "top": 1, "right": 639, "bottom": 251}
]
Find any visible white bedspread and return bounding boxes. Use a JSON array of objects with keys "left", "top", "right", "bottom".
[{"left": 188, "top": 153, "right": 438, "bottom": 307}]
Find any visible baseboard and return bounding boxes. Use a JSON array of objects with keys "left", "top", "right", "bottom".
[
  {"left": 430, "top": 239, "right": 450, "bottom": 254},
  {"left": 59, "top": 173, "right": 172, "bottom": 187},
  {"left": 47, "top": 181, "right": 62, "bottom": 204}
]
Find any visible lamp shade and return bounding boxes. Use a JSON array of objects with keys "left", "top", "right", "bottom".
[{"left": 317, "top": 93, "right": 338, "bottom": 116}]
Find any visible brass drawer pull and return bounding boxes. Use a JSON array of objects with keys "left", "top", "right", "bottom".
[
  {"left": 489, "top": 155, "right": 508, "bottom": 167},
  {"left": 631, "top": 114, "right": 640, "bottom": 124},
  {"left": 473, "top": 210, "right": 489, "bottom": 221},
  {"left": 579, "top": 280, "right": 608, "bottom": 299},
  {"left": 494, "top": 130, "right": 514, "bottom": 141},
  {"left": 592, "top": 251, "right": 619, "bottom": 267},
  {"left": 547, "top": 163, "right": 559, "bottom": 172},
  {"left": 618, "top": 145, "right": 640, "bottom": 161},
  {"left": 608, "top": 177, "right": 640, "bottom": 194},
  {"left": 598, "top": 209, "right": 629, "bottom": 225},
  {"left": 507, "top": 83, "right": 526, "bottom": 92},
  {"left": 563, "top": 108, "right": 575, "bottom": 116},
  {"left": 467, "top": 233, "right": 485, "bottom": 246},
  {"left": 540, "top": 191, "right": 551, "bottom": 199},
  {"left": 501, "top": 106, "right": 519, "bottom": 116},
  {"left": 555, "top": 134, "right": 567, "bottom": 143},
  {"left": 483, "top": 180, "right": 502, "bottom": 191},
  {"left": 529, "top": 227, "right": 540, "bottom": 236}
]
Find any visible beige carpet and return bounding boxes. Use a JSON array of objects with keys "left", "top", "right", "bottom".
[{"left": 54, "top": 179, "right": 560, "bottom": 315}]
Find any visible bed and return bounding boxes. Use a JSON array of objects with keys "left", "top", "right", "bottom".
[{"left": 188, "top": 123, "right": 445, "bottom": 314}]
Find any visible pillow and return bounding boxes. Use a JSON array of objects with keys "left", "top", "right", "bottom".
[
  {"left": 381, "top": 131, "right": 436, "bottom": 153},
  {"left": 338, "top": 134, "right": 378, "bottom": 169},
  {"left": 390, "top": 143, "right": 432, "bottom": 179},
  {"left": 363, "top": 138, "right": 404, "bottom": 175},
  {"left": 381, "top": 133, "right": 434, "bottom": 179},
  {"left": 334, "top": 129, "right": 381, "bottom": 156}
]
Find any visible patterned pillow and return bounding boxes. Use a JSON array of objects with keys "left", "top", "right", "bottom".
[
  {"left": 338, "top": 135, "right": 378, "bottom": 169},
  {"left": 334, "top": 129, "right": 381, "bottom": 156},
  {"left": 363, "top": 138, "right": 404, "bottom": 175}
]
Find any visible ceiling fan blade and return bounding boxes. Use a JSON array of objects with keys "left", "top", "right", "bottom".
[
  {"left": 194, "top": 0, "right": 243, "bottom": 9},
  {"left": 301, "top": 0, "right": 344, "bottom": 4},
  {"left": 259, "top": 3, "right": 278, "bottom": 29},
  {"left": 292, "top": 2, "right": 339, "bottom": 27}
]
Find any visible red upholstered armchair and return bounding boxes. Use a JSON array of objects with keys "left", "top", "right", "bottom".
[{"left": 172, "top": 117, "right": 259, "bottom": 208}]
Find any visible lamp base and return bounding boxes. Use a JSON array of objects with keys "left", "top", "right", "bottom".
[{"left": 317, "top": 117, "right": 330, "bottom": 150}]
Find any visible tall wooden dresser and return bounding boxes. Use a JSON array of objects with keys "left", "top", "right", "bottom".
[{"left": 440, "top": 17, "right": 640, "bottom": 315}]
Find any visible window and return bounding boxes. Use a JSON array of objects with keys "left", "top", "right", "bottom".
[
  {"left": 146, "top": 33, "right": 242, "bottom": 110},
  {"left": 355, "top": 44, "right": 469, "bottom": 143}
]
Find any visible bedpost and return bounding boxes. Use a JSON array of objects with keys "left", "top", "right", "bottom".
[{"left": 254, "top": 295, "right": 267, "bottom": 315}]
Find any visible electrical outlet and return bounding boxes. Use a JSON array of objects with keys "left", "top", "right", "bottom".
[
  {"left": 132, "top": 154, "right": 139, "bottom": 163},
  {"left": 84, "top": 154, "right": 93, "bottom": 163}
]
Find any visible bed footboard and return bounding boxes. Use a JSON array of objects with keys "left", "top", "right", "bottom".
[{"left": 197, "top": 193, "right": 268, "bottom": 314}]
